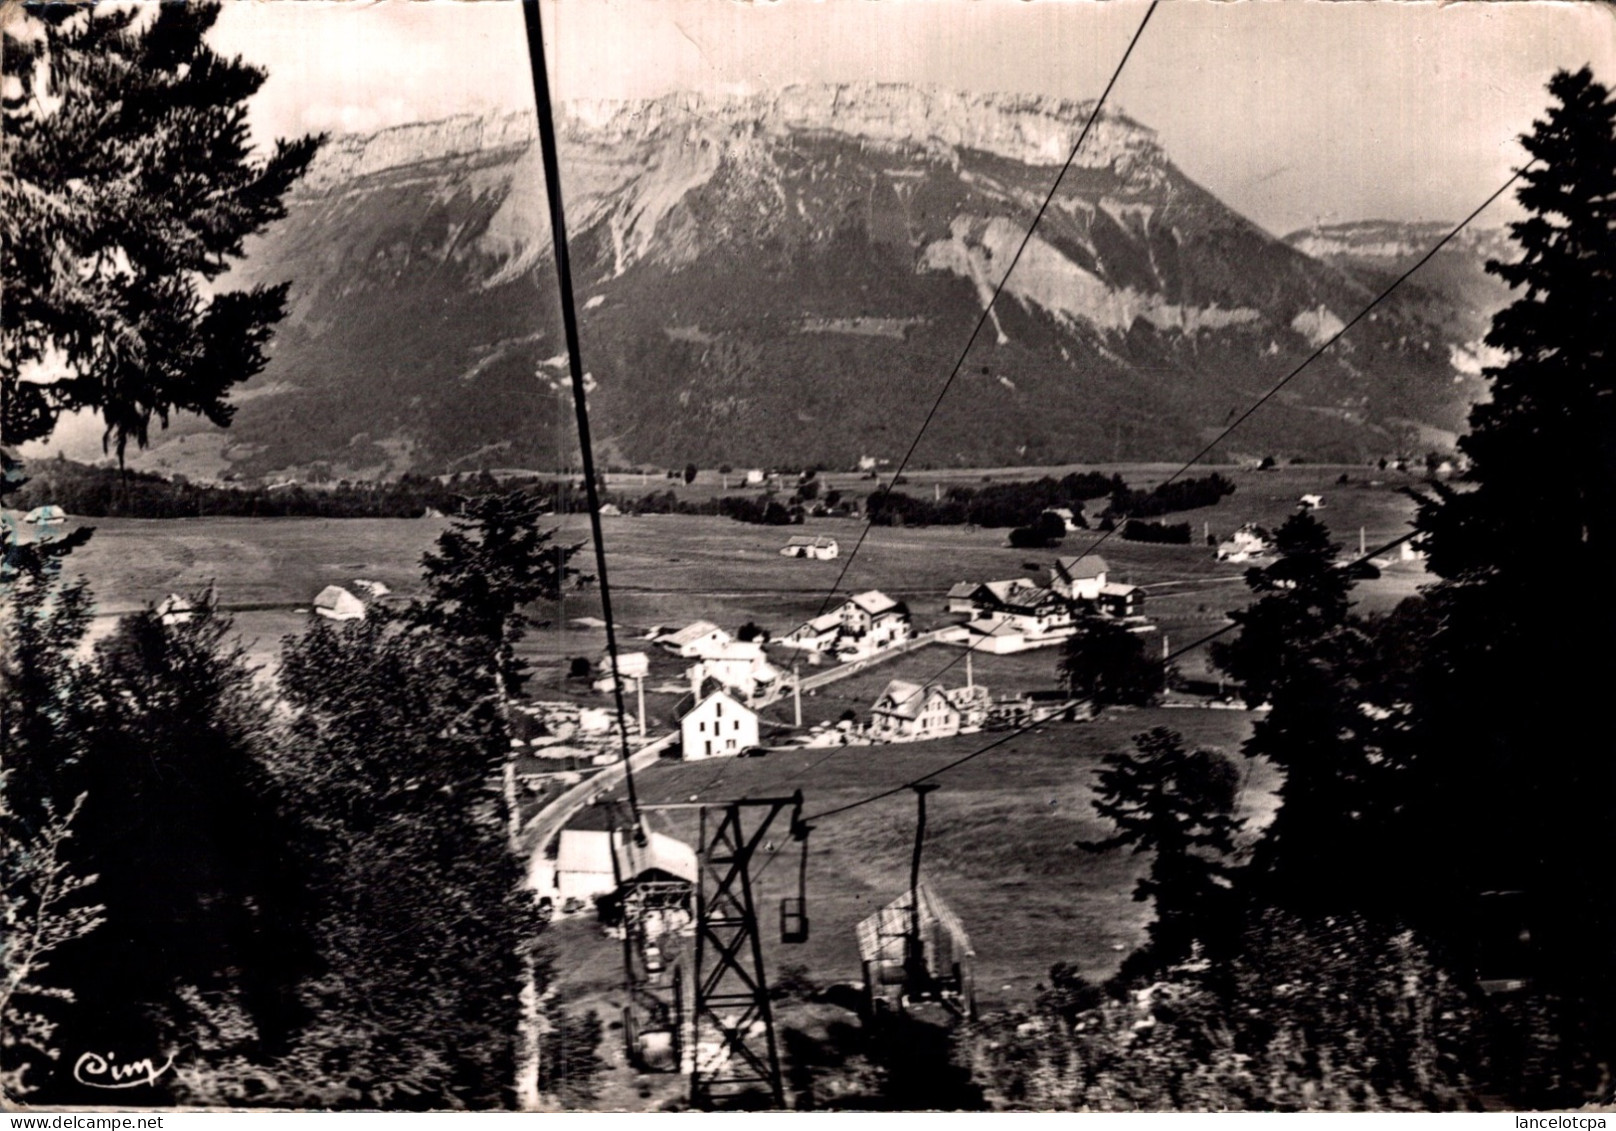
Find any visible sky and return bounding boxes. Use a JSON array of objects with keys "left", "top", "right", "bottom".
[{"left": 205, "top": 0, "right": 1616, "bottom": 237}]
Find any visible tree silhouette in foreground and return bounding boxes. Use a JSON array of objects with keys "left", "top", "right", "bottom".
[
  {"left": 1, "top": 2, "right": 321, "bottom": 456},
  {"left": 1406, "top": 66, "right": 1616, "bottom": 1055}
]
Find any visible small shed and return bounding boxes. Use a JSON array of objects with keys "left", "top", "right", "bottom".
[
  {"left": 23, "top": 505, "right": 66, "bottom": 525},
  {"left": 313, "top": 585, "right": 366, "bottom": 621},
  {"left": 156, "top": 594, "right": 195, "bottom": 626}
]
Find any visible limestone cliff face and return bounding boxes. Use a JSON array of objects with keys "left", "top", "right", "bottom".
[{"left": 184, "top": 84, "right": 1487, "bottom": 479}]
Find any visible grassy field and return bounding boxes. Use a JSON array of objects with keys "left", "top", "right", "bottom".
[
  {"left": 36, "top": 461, "right": 1430, "bottom": 695},
  {"left": 543, "top": 705, "right": 1275, "bottom": 1106}
]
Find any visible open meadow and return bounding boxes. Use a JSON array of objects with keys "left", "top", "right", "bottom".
[
  {"left": 37, "top": 462, "right": 1433, "bottom": 690},
  {"left": 542, "top": 705, "right": 1275, "bottom": 1106}
]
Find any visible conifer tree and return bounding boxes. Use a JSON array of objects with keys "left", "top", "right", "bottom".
[
  {"left": 1407, "top": 66, "right": 1616, "bottom": 1025},
  {"left": 1, "top": 2, "right": 320, "bottom": 455}
]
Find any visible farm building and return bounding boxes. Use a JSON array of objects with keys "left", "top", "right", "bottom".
[
  {"left": 680, "top": 689, "right": 759, "bottom": 760},
  {"left": 779, "top": 611, "right": 844, "bottom": 654},
  {"left": 23, "top": 505, "right": 66, "bottom": 525},
  {"left": 780, "top": 534, "right": 840, "bottom": 560},
  {"left": 744, "top": 468, "right": 766, "bottom": 485},
  {"left": 996, "top": 585, "right": 1077, "bottom": 640},
  {"left": 543, "top": 826, "right": 698, "bottom": 905},
  {"left": 592, "top": 650, "right": 650, "bottom": 692},
  {"left": 963, "top": 617, "right": 1028, "bottom": 655},
  {"left": 1216, "top": 524, "right": 1273, "bottom": 563},
  {"left": 658, "top": 620, "right": 732, "bottom": 658},
  {"left": 1097, "top": 582, "right": 1146, "bottom": 618},
  {"left": 156, "top": 594, "right": 195, "bottom": 626},
  {"left": 1299, "top": 494, "right": 1325, "bottom": 510},
  {"left": 836, "top": 590, "right": 912, "bottom": 650},
  {"left": 857, "top": 881, "right": 976, "bottom": 1018},
  {"left": 686, "top": 640, "right": 779, "bottom": 700},
  {"left": 945, "top": 583, "right": 982, "bottom": 615},
  {"left": 313, "top": 585, "right": 366, "bottom": 621},
  {"left": 869, "top": 679, "right": 962, "bottom": 742},
  {"left": 1051, "top": 555, "right": 1109, "bottom": 601}
]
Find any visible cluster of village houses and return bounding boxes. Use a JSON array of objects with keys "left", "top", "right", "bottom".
[{"left": 648, "top": 552, "right": 1146, "bottom": 760}]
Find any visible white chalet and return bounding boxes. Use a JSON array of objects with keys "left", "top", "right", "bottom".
[
  {"left": 780, "top": 612, "right": 844, "bottom": 654},
  {"left": 681, "top": 689, "right": 760, "bottom": 760},
  {"left": 1051, "top": 555, "right": 1109, "bottom": 602},
  {"left": 659, "top": 620, "right": 732, "bottom": 658},
  {"left": 780, "top": 535, "right": 840, "bottom": 560},
  {"left": 836, "top": 590, "right": 912, "bottom": 650},
  {"left": 869, "top": 679, "right": 961, "bottom": 742}
]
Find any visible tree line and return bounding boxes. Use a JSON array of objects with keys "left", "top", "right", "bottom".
[{"left": 977, "top": 66, "right": 1616, "bottom": 1113}]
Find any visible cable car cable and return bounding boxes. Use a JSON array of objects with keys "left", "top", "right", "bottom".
[{"left": 521, "top": 0, "right": 644, "bottom": 831}]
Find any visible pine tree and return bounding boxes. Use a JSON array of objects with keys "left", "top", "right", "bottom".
[
  {"left": 1210, "top": 512, "right": 1393, "bottom": 909},
  {"left": 1059, "top": 616, "right": 1164, "bottom": 708},
  {"left": 1, "top": 2, "right": 320, "bottom": 455},
  {"left": 1082, "top": 727, "right": 1243, "bottom": 969},
  {"left": 1407, "top": 67, "right": 1616, "bottom": 1028}
]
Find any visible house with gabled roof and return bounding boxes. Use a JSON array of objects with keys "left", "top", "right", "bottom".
[
  {"left": 680, "top": 688, "right": 759, "bottom": 760},
  {"left": 996, "top": 584, "right": 1078, "bottom": 639},
  {"left": 836, "top": 590, "right": 911, "bottom": 650},
  {"left": 868, "top": 678, "right": 962, "bottom": 742},
  {"left": 658, "top": 620, "right": 732, "bottom": 658},
  {"left": 780, "top": 611, "right": 844, "bottom": 654},
  {"left": 1051, "top": 554, "right": 1109, "bottom": 601}
]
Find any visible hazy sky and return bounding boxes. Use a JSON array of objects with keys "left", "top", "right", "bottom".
[{"left": 208, "top": 0, "right": 1613, "bottom": 236}]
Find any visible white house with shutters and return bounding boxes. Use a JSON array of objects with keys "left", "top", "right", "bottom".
[{"left": 680, "top": 689, "right": 760, "bottom": 760}]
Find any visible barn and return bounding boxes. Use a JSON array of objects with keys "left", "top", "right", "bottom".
[
  {"left": 312, "top": 585, "right": 366, "bottom": 621},
  {"left": 780, "top": 534, "right": 840, "bottom": 560}
]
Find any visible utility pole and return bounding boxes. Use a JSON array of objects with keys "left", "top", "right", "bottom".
[
  {"left": 637, "top": 676, "right": 647, "bottom": 739},
  {"left": 965, "top": 648, "right": 974, "bottom": 691},
  {"left": 1360, "top": 526, "right": 1367, "bottom": 556},
  {"left": 792, "top": 665, "right": 802, "bottom": 728}
]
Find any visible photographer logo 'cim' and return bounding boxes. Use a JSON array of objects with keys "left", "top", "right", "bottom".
[{"left": 73, "top": 1051, "right": 174, "bottom": 1090}]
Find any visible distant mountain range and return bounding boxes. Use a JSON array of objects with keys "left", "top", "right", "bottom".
[{"left": 131, "top": 85, "right": 1518, "bottom": 481}]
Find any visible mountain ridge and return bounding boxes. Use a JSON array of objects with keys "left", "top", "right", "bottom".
[{"left": 128, "top": 85, "right": 1503, "bottom": 482}]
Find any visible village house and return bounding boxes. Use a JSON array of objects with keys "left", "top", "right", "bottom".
[
  {"left": 946, "top": 582, "right": 982, "bottom": 615},
  {"left": 313, "top": 584, "right": 366, "bottom": 621},
  {"left": 1217, "top": 523, "right": 1273, "bottom": 563},
  {"left": 995, "top": 585, "right": 1078, "bottom": 640},
  {"left": 1097, "top": 582, "right": 1146, "bottom": 619},
  {"left": 836, "top": 590, "right": 912, "bottom": 651},
  {"left": 542, "top": 826, "right": 698, "bottom": 907},
  {"left": 946, "top": 683, "right": 992, "bottom": 730},
  {"left": 1051, "top": 555, "right": 1109, "bottom": 602},
  {"left": 868, "top": 679, "right": 962, "bottom": 742},
  {"left": 680, "top": 688, "right": 760, "bottom": 760},
  {"left": 779, "top": 611, "right": 844, "bottom": 654},
  {"left": 592, "top": 650, "right": 650, "bottom": 693},
  {"left": 780, "top": 534, "right": 840, "bottom": 560},
  {"left": 686, "top": 640, "right": 778, "bottom": 700},
  {"left": 658, "top": 620, "right": 732, "bottom": 658}
]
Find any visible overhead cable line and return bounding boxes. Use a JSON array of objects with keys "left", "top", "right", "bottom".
[
  {"left": 1048, "top": 162, "right": 1536, "bottom": 573},
  {"left": 863, "top": 161, "right": 1534, "bottom": 719},
  {"left": 799, "top": 0, "right": 1162, "bottom": 628},
  {"left": 521, "top": 0, "right": 642, "bottom": 829}
]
